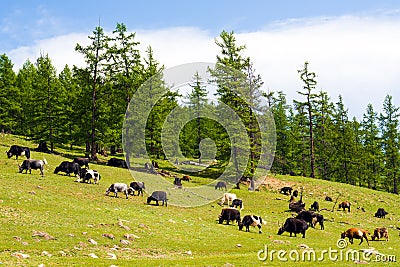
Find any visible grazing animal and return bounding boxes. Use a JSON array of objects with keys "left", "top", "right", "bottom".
[
  {"left": 73, "top": 157, "right": 89, "bottom": 168},
  {"left": 280, "top": 186, "right": 293, "bottom": 195},
  {"left": 105, "top": 183, "right": 132, "bottom": 199},
  {"left": 230, "top": 199, "right": 244, "bottom": 210},
  {"left": 129, "top": 181, "right": 145, "bottom": 196},
  {"left": 374, "top": 208, "right": 388, "bottom": 218},
  {"left": 54, "top": 161, "right": 81, "bottom": 176},
  {"left": 310, "top": 201, "right": 320, "bottom": 212},
  {"left": 312, "top": 213, "right": 325, "bottom": 230},
  {"left": 296, "top": 210, "right": 316, "bottom": 228},
  {"left": 219, "top": 193, "right": 237, "bottom": 206},
  {"left": 6, "top": 145, "right": 30, "bottom": 159},
  {"left": 338, "top": 201, "right": 351, "bottom": 212},
  {"left": 292, "top": 190, "right": 299, "bottom": 197},
  {"left": 79, "top": 169, "right": 101, "bottom": 184},
  {"left": 289, "top": 201, "right": 305, "bottom": 213},
  {"left": 289, "top": 195, "right": 296, "bottom": 203},
  {"left": 239, "top": 215, "right": 266, "bottom": 233},
  {"left": 147, "top": 191, "right": 168, "bottom": 206},
  {"left": 218, "top": 208, "right": 241, "bottom": 225},
  {"left": 371, "top": 227, "right": 389, "bottom": 241},
  {"left": 173, "top": 177, "right": 182, "bottom": 188},
  {"left": 325, "top": 196, "right": 333, "bottom": 202},
  {"left": 107, "top": 157, "right": 128, "bottom": 168},
  {"left": 215, "top": 181, "right": 227, "bottom": 190},
  {"left": 181, "top": 175, "right": 191, "bottom": 181},
  {"left": 277, "top": 218, "right": 309, "bottom": 238},
  {"left": 18, "top": 159, "right": 47, "bottom": 176},
  {"left": 341, "top": 228, "right": 369, "bottom": 246}
]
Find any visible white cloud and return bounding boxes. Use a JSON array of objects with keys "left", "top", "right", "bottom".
[{"left": 7, "top": 15, "right": 400, "bottom": 119}]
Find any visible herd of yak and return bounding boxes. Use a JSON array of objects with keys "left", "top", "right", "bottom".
[{"left": 6, "top": 144, "right": 392, "bottom": 246}]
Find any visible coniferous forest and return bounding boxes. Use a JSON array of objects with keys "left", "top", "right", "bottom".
[{"left": 1, "top": 23, "right": 399, "bottom": 194}]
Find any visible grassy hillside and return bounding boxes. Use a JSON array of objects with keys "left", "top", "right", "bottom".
[{"left": 0, "top": 134, "right": 399, "bottom": 266}]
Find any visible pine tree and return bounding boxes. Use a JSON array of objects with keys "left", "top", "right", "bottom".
[
  {"left": 106, "top": 23, "right": 143, "bottom": 153},
  {"left": 33, "top": 54, "right": 60, "bottom": 151},
  {"left": 187, "top": 71, "right": 208, "bottom": 162},
  {"left": 0, "top": 54, "right": 19, "bottom": 133},
  {"left": 332, "top": 95, "right": 350, "bottom": 183},
  {"left": 361, "top": 104, "right": 383, "bottom": 189},
  {"left": 313, "top": 91, "right": 335, "bottom": 180},
  {"left": 270, "top": 91, "right": 291, "bottom": 174},
  {"left": 379, "top": 95, "right": 400, "bottom": 193},
  {"left": 15, "top": 60, "right": 37, "bottom": 136},
  {"left": 295, "top": 61, "right": 318, "bottom": 177},
  {"left": 59, "top": 65, "right": 80, "bottom": 149},
  {"left": 75, "top": 25, "right": 109, "bottom": 158}
]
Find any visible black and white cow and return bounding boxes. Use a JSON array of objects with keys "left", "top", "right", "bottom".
[
  {"left": 19, "top": 159, "right": 47, "bottom": 176},
  {"left": 129, "top": 181, "right": 145, "bottom": 196},
  {"left": 79, "top": 169, "right": 101, "bottom": 184},
  {"left": 54, "top": 161, "right": 81, "bottom": 176},
  {"left": 277, "top": 218, "right": 309, "bottom": 238},
  {"left": 147, "top": 191, "right": 168, "bottom": 206},
  {"left": 105, "top": 183, "right": 132, "bottom": 199},
  {"left": 218, "top": 208, "right": 241, "bottom": 225},
  {"left": 73, "top": 157, "right": 89, "bottom": 168},
  {"left": 7, "top": 145, "right": 30, "bottom": 159},
  {"left": 107, "top": 157, "right": 128, "bottom": 168},
  {"left": 239, "top": 215, "right": 266, "bottom": 233}
]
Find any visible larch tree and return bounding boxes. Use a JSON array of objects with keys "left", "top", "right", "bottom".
[
  {"left": 33, "top": 54, "right": 60, "bottom": 152},
  {"left": 75, "top": 25, "right": 109, "bottom": 159},
  {"left": 0, "top": 54, "right": 19, "bottom": 133},
  {"left": 379, "top": 95, "right": 400, "bottom": 194},
  {"left": 295, "top": 61, "right": 318, "bottom": 178},
  {"left": 106, "top": 23, "right": 143, "bottom": 154}
]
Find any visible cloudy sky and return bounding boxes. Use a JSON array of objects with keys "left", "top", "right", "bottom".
[{"left": 2, "top": 0, "right": 400, "bottom": 119}]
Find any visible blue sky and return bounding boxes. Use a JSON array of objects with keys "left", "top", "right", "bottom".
[
  {"left": 2, "top": 1, "right": 400, "bottom": 118},
  {"left": 2, "top": 0, "right": 400, "bottom": 50}
]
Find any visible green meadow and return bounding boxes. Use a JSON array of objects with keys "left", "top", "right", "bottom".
[{"left": 0, "top": 135, "right": 398, "bottom": 266}]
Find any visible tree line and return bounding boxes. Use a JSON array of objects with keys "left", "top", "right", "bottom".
[{"left": 0, "top": 23, "right": 399, "bottom": 194}]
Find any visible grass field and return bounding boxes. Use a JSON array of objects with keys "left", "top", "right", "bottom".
[{"left": 0, "top": 134, "right": 399, "bottom": 266}]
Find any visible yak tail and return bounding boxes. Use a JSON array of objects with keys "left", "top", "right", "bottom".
[{"left": 43, "top": 158, "right": 48, "bottom": 165}]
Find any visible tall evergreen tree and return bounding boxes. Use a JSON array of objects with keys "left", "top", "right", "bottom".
[
  {"left": 33, "top": 54, "right": 61, "bottom": 151},
  {"left": 379, "top": 95, "right": 400, "bottom": 193},
  {"left": 59, "top": 65, "right": 80, "bottom": 148},
  {"left": 270, "top": 91, "right": 293, "bottom": 174},
  {"left": 332, "top": 95, "right": 350, "bottom": 183},
  {"left": 0, "top": 54, "right": 19, "bottom": 133},
  {"left": 106, "top": 23, "right": 143, "bottom": 153},
  {"left": 15, "top": 60, "right": 37, "bottom": 136},
  {"left": 361, "top": 104, "right": 382, "bottom": 189},
  {"left": 187, "top": 71, "right": 208, "bottom": 162},
  {"left": 313, "top": 91, "right": 335, "bottom": 180},
  {"left": 75, "top": 25, "right": 109, "bottom": 158},
  {"left": 295, "top": 61, "right": 318, "bottom": 177}
]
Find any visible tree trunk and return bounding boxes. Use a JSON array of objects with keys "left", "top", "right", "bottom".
[{"left": 307, "top": 96, "right": 315, "bottom": 178}]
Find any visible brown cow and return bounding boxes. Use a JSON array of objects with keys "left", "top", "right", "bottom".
[{"left": 341, "top": 228, "right": 369, "bottom": 245}]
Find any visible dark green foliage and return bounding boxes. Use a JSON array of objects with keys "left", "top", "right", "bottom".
[{"left": 1, "top": 27, "right": 400, "bottom": 194}]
